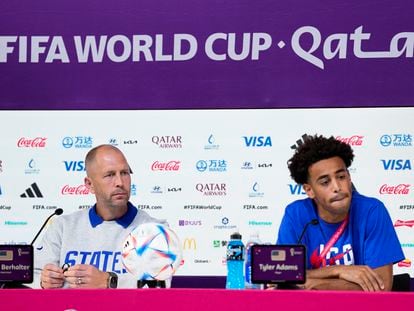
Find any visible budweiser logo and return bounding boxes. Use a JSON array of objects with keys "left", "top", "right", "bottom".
[
  {"left": 335, "top": 135, "right": 364, "bottom": 146},
  {"left": 151, "top": 161, "right": 181, "bottom": 171},
  {"left": 61, "top": 184, "right": 90, "bottom": 195},
  {"left": 17, "top": 137, "right": 47, "bottom": 148},
  {"left": 394, "top": 220, "right": 414, "bottom": 228},
  {"left": 397, "top": 259, "right": 412, "bottom": 268},
  {"left": 379, "top": 184, "right": 410, "bottom": 195}
]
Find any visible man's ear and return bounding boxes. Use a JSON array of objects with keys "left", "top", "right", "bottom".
[
  {"left": 84, "top": 177, "right": 95, "bottom": 194},
  {"left": 303, "top": 183, "right": 315, "bottom": 199}
]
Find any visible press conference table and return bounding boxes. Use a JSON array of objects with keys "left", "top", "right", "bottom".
[{"left": 1, "top": 288, "right": 413, "bottom": 310}]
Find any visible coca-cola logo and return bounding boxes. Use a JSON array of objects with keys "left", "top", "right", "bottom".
[
  {"left": 61, "top": 184, "right": 90, "bottom": 195},
  {"left": 151, "top": 161, "right": 181, "bottom": 171},
  {"left": 379, "top": 184, "right": 410, "bottom": 195},
  {"left": 336, "top": 135, "right": 364, "bottom": 146},
  {"left": 17, "top": 137, "right": 47, "bottom": 148}
]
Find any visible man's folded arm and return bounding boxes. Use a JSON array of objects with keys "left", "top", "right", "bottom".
[{"left": 304, "top": 264, "right": 392, "bottom": 291}]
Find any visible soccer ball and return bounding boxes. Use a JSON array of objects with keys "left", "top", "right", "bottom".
[{"left": 121, "top": 223, "right": 183, "bottom": 280}]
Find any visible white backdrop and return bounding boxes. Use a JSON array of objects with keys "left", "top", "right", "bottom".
[{"left": 0, "top": 108, "right": 413, "bottom": 277}]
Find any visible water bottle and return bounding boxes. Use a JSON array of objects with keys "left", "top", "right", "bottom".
[
  {"left": 226, "top": 232, "right": 245, "bottom": 289},
  {"left": 244, "top": 232, "right": 263, "bottom": 289}
]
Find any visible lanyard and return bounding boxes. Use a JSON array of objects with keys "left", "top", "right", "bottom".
[{"left": 310, "top": 214, "right": 349, "bottom": 269}]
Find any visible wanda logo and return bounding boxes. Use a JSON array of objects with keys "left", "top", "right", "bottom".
[
  {"left": 61, "top": 184, "right": 90, "bottom": 195},
  {"left": 17, "top": 137, "right": 47, "bottom": 148},
  {"left": 151, "top": 161, "right": 181, "bottom": 171},
  {"left": 379, "top": 184, "right": 410, "bottom": 195}
]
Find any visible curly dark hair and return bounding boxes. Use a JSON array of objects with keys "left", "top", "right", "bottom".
[{"left": 288, "top": 134, "right": 354, "bottom": 184}]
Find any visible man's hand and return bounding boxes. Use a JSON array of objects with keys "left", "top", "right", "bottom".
[
  {"left": 40, "top": 263, "right": 65, "bottom": 289},
  {"left": 64, "top": 264, "right": 109, "bottom": 288},
  {"left": 336, "top": 265, "right": 385, "bottom": 291},
  {"left": 305, "top": 264, "right": 390, "bottom": 292}
]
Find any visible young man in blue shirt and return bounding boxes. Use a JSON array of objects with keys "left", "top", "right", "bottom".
[{"left": 277, "top": 135, "right": 404, "bottom": 291}]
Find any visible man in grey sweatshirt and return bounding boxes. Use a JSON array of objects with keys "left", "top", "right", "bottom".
[{"left": 34, "top": 144, "right": 166, "bottom": 289}]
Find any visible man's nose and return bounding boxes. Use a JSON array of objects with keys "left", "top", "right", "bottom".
[
  {"left": 114, "top": 173, "right": 124, "bottom": 187},
  {"left": 332, "top": 179, "right": 341, "bottom": 192}
]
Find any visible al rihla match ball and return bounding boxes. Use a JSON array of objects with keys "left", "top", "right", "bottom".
[{"left": 121, "top": 223, "right": 183, "bottom": 280}]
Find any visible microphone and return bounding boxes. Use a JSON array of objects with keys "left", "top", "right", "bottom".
[
  {"left": 31, "top": 208, "right": 63, "bottom": 245},
  {"left": 296, "top": 219, "right": 319, "bottom": 244}
]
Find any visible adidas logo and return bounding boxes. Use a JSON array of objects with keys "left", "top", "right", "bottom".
[
  {"left": 20, "top": 182, "right": 43, "bottom": 198},
  {"left": 290, "top": 134, "right": 310, "bottom": 150}
]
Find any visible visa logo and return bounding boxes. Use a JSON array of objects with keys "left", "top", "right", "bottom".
[
  {"left": 243, "top": 136, "right": 272, "bottom": 147},
  {"left": 64, "top": 161, "right": 86, "bottom": 171},
  {"left": 288, "top": 184, "right": 306, "bottom": 195},
  {"left": 381, "top": 159, "right": 412, "bottom": 170}
]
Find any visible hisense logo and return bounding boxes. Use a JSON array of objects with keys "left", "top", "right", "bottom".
[{"left": 248, "top": 220, "right": 272, "bottom": 226}]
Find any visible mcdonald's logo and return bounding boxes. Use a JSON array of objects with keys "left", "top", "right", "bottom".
[{"left": 183, "top": 238, "right": 197, "bottom": 250}]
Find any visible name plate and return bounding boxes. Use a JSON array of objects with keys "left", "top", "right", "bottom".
[
  {"left": 0, "top": 245, "right": 33, "bottom": 284},
  {"left": 251, "top": 244, "right": 306, "bottom": 284}
]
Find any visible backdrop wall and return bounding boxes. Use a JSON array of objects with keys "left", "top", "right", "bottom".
[{"left": 0, "top": 108, "right": 412, "bottom": 277}]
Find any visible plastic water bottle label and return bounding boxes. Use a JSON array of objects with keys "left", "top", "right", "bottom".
[{"left": 227, "top": 244, "right": 243, "bottom": 260}]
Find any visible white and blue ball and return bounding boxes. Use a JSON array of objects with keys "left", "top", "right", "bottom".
[{"left": 121, "top": 223, "right": 182, "bottom": 280}]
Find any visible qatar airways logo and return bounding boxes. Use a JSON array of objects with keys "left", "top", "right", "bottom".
[
  {"left": 152, "top": 136, "right": 182, "bottom": 148},
  {"left": 61, "top": 184, "right": 90, "bottom": 195},
  {"left": 17, "top": 137, "right": 47, "bottom": 148},
  {"left": 151, "top": 161, "right": 181, "bottom": 171},
  {"left": 394, "top": 220, "right": 414, "bottom": 228},
  {"left": 335, "top": 135, "right": 364, "bottom": 146},
  {"left": 195, "top": 183, "right": 227, "bottom": 196},
  {"left": 379, "top": 184, "right": 410, "bottom": 195}
]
